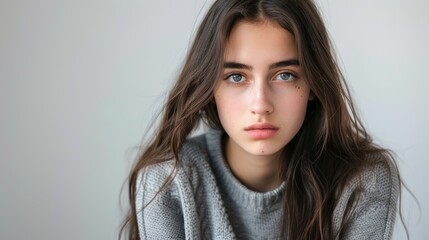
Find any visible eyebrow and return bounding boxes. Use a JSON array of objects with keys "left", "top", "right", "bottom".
[{"left": 223, "top": 59, "right": 300, "bottom": 70}]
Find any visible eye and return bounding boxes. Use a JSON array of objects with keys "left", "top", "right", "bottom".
[
  {"left": 225, "top": 73, "right": 246, "bottom": 83},
  {"left": 275, "top": 72, "right": 296, "bottom": 81}
]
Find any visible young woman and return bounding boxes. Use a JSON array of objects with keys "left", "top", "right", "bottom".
[{"left": 121, "top": 0, "right": 402, "bottom": 239}]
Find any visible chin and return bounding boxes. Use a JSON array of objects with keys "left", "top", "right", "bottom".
[{"left": 246, "top": 146, "right": 283, "bottom": 157}]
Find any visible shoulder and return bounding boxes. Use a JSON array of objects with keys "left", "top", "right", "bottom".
[
  {"left": 339, "top": 151, "right": 399, "bottom": 207},
  {"left": 138, "top": 132, "right": 210, "bottom": 178},
  {"left": 349, "top": 152, "right": 399, "bottom": 197},
  {"left": 180, "top": 133, "right": 211, "bottom": 165},
  {"left": 177, "top": 132, "right": 218, "bottom": 191},
  {"left": 135, "top": 159, "right": 179, "bottom": 210},
  {"left": 333, "top": 151, "right": 400, "bottom": 239},
  {"left": 179, "top": 129, "right": 225, "bottom": 176},
  {"left": 136, "top": 131, "right": 214, "bottom": 201}
]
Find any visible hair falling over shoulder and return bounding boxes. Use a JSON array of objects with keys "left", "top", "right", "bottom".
[{"left": 119, "top": 0, "right": 406, "bottom": 239}]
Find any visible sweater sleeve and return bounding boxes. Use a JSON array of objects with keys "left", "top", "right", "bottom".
[
  {"left": 339, "top": 158, "right": 399, "bottom": 240},
  {"left": 135, "top": 162, "right": 185, "bottom": 240}
]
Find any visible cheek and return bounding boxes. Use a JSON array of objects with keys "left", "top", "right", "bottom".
[
  {"left": 292, "top": 98, "right": 308, "bottom": 117},
  {"left": 215, "top": 94, "right": 240, "bottom": 118},
  {"left": 277, "top": 89, "right": 309, "bottom": 123},
  {"left": 214, "top": 90, "right": 246, "bottom": 129},
  {"left": 294, "top": 87, "right": 310, "bottom": 111},
  {"left": 293, "top": 81, "right": 311, "bottom": 97}
]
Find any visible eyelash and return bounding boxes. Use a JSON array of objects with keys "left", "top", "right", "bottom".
[
  {"left": 224, "top": 73, "right": 246, "bottom": 84},
  {"left": 274, "top": 72, "right": 297, "bottom": 81},
  {"left": 223, "top": 71, "right": 298, "bottom": 84}
]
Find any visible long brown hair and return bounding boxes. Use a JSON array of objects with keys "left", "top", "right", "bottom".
[{"left": 120, "top": 0, "right": 403, "bottom": 239}]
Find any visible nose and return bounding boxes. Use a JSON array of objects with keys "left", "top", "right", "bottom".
[{"left": 250, "top": 82, "right": 274, "bottom": 115}]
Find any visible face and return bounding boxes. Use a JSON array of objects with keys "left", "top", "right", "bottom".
[{"left": 214, "top": 20, "right": 312, "bottom": 159}]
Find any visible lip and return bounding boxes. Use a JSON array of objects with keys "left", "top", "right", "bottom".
[
  {"left": 245, "top": 123, "right": 279, "bottom": 130},
  {"left": 245, "top": 123, "right": 279, "bottom": 139}
]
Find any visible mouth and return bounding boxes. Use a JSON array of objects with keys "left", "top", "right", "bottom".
[
  {"left": 245, "top": 123, "right": 278, "bottom": 130},
  {"left": 245, "top": 123, "right": 279, "bottom": 139}
]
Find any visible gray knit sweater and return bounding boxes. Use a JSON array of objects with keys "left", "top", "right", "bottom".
[{"left": 136, "top": 129, "right": 398, "bottom": 239}]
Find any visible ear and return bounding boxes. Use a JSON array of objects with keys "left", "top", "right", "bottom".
[{"left": 308, "top": 91, "right": 316, "bottom": 101}]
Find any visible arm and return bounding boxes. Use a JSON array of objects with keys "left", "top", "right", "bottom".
[
  {"left": 338, "top": 158, "right": 399, "bottom": 240},
  {"left": 135, "top": 162, "right": 185, "bottom": 239}
]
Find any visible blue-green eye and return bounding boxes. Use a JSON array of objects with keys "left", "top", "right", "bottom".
[
  {"left": 276, "top": 72, "right": 296, "bottom": 81},
  {"left": 226, "top": 74, "right": 245, "bottom": 83}
]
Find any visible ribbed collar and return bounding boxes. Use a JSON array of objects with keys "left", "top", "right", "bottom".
[{"left": 205, "top": 129, "right": 285, "bottom": 212}]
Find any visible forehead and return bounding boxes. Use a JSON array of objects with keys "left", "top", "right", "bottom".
[{"left": 224, "top": 20, "right": 298, "bottom": 62}]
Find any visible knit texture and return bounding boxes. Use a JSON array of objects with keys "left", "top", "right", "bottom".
[{"left": 135, "top": 129, "right": 398, "bottom": 239}]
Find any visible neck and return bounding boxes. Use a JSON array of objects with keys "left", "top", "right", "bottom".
[{"left": 224, "top": 137, "right": 282, "bottom": 192}]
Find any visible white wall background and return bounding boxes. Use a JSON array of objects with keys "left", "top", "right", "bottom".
[{"left": 1, "top": 0, "right": 427, "bottom": 239}]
